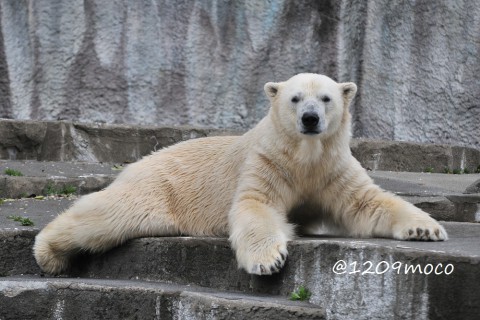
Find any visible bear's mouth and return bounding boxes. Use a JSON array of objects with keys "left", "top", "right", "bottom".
[{"left": 301, "top": 130, "right": 321, "bottom": 135}]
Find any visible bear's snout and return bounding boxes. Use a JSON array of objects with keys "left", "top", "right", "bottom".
[
  {"left": 302, "top": 112, "right": 319, "bottom": 128},
  {"left": 299, "top": 109, "right": 325, "bottom": 135}
]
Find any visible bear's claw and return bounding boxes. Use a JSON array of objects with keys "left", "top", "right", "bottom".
[
  {"left": 248, "top": 246, "right": 288, "bottom": 276},
  {"left": 393, "top": 219, "right": 448, "bottom": 241}
]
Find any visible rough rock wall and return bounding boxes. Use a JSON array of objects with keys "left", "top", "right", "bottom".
[
  {"left": 339, "top": 0, "right": 480, "bottom": 148},
  {"left": 0, "top": 0, "right": 479, "bottom": 147}
]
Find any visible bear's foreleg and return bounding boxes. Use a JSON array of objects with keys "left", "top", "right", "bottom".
[
  {"left": 229, "top": 196, "right": 294, "bottom": 275},
  {"left": 335, "top": 184, "right": 448, "bottom": 241}
]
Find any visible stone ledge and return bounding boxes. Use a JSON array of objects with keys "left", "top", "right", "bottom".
[
  {"left": 351, "top": 138, "right": 480, "bottom": 173},
  {"left": 3, "top": 165, "right": 480, "bottom": 221},
  {"left": 1, "top": 119, "right": 480, "bottom": 172},
  {"left": 0, "top": 277, "right": 325, "bottom": 320},
  {"left": 0, "top": 119, "right": 240, "bottom": 163},
  {"left": 445, "top": 194, "right": 480, "bottom": 222},
  {"left": 1, "top": 222, "right": 478, "bottom": 319}
]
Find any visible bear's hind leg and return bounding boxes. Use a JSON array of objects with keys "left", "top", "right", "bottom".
[{"left": 34, "top": 189, "right": 177, "bottom": 274}]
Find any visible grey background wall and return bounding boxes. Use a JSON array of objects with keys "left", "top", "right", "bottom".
[{"left": 0, "top": 0, "right": 479, "bottom": 148}]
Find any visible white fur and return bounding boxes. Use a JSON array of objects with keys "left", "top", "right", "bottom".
[{"left": 34, "top": 73, "right": 447, "bottom": 275}]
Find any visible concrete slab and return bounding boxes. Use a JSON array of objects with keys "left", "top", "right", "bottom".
[
  {"left": 1, "top": 152, "right": 479, "bottom": 222},
  {"left": 0, "top": 119, "right": 240, "bottom": 163},
  {"left": 0, "top": 160, "right": 117, "bottom": 198},
  {"left": 465, "top": 178, "right": 480, "bottom": 194},
  {"left": 0, "top": 160, "right": 118, "bottom": 177},
  {"left": 2, "top": 119, "right": 480, "bottom": 172},
  {"left": 2, "top": 159, "right": 479, "bottom": 198},
  {"left": 351, "top": 138, "right": 480, "bottom": 173},
  {"left": 370, "top": 171, "right": 480, "bottom": 221},
  {"left": 0, "top": 277, "right": 325, "bottom": 320},
  {"left": 0, "top": 160, "right": 478, "bottom": 320},
  {"left": 369, "top": 171, "right": 480, "bottom": 196},
  {"left": 0, "top": 197, "right": 75, "bottom": 229},
  {"left": 1, "top": 222, "right": 479, "bottom": 320}
]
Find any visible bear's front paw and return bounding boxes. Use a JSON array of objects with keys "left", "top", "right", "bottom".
[
  {"left": 393, "top": 218, "right": 448, "bottom": 241},
  {"left": 236, "top": 241, "right": 288, "bottom": 276}
]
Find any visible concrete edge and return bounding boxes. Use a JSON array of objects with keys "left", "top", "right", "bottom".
[
  {"left": 0, "top": 277, "right": 325, "bottom": 320},
  {"left": 1, "top": 223, "right": 479, "bottom": 319},
  {"left": 1, "top": 119, "right": 479, "bottom": 172}
]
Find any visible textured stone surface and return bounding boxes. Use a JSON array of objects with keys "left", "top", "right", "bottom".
[
  {"left": 0, "top": 119, "right": 238, "bottom": 163},
  {"left": 0, "top": 0, "right": 478, "bottom": 147},
  {"left": 0, "top": 278, "right": 325, "bottom": 320},
  {"left": 445, "top": 194, "right": 480, "bottom": 222},
  {"left": 2, "top": 169, "right": 477, "bottom": 221},
  {"left": 1, "top": 223, "right": 479, "bottom": 320},
  {"left": 0, "top": 160, "right": 117, "bottom": 198},
  {"left": 0, "top": 0, "right": 338, "bottom": 128},
  {"left": 339, "top": 0, "right": 480, "bottom": 148},
  {"left": 465, "top": 179, "right": 480, "bottom": 194},
  {"left": 2, "top": 119, "right": 480, "bottom": 172},
  {"left": 351, "top": 138, "right": 480, "bottom": 173}
]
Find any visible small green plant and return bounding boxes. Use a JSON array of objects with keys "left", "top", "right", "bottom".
[
  {"left": 0, "top": 199, "right": 4, "bottom": 205},
  {"left": 45, "top": 184, "right": 77, "bottom": 196},
  {"left": 476, "top": 165, "right": 480, "bottom": 173},
  {"left": 45, "top": 184, "right": 56, "bottom": 196},
  {"left": 63, "top": 185, "right": 77, "bottom": 195},
  {"left": 4, "top": 168, "right": 23, "bottom": 176},
  {"left": 424, "top": 167, "right": 434, "bottom": 173},
  {"left": 290, "top": 286, "right": 312, "bottom": 301},
  {"left": 463, "top": 168, "right": 470, "bottom": 174},
  {"left": 7, "top": 215, "right": 34, "bottom": 226},
  {"left": 452, "top": 168, "right": 462, "bottom": 174},
  {"left": 443, "top": 167, "right": 452, "bottom": 174}
]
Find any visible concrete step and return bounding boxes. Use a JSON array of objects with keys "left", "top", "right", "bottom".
[
  {"left": 2, "top": 161, "right": 480, "bottom": 221},
  {"left": 1, "top": 223, "right": 479, "bottom": 319},
  {"left": 0, "top": 160, "right": 117, "bottom": 198},
  {"left": 2, "top": 119, "right": 480, "bottom": 172},
  {"left": 0, "top": 119, "right": 239, "bottom": 164},
  {"left": 350, "top": 138, "right": 480, "bottom": 173},
  {"left": 369, "top": 171, "right": 480, "bottom": 222},
  {"left": 0, "top": 277, "right": 325, "bottom": 320}
]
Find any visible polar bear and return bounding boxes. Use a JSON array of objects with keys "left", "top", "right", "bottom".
[{"left": 34, "top": 73, "right": 447, "bottom": 275}]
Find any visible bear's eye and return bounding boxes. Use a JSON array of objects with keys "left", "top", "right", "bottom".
[
  {"left": 321, "top": 96, "right": 331, "bottom": 103},
  {"left": 291, "top": 96, "right": 300, "bottom": 103}
]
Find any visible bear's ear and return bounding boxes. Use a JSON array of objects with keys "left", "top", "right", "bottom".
[
  {"left": 264, "top": 82, "right": 280, "bottom": 98},
  {"left": 340, "top": 82, "right": 357, "bottom": 105}
]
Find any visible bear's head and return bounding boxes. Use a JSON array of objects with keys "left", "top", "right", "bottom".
[{"left": 264, "top": 73, "right": 356, "bottom": 139}]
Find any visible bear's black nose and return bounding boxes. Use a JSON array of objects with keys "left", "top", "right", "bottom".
[{"left": 302, "top": 112, "right": 319, "bottom": 128}]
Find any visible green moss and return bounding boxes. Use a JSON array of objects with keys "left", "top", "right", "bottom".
[{"left": 4, "top": 168, "right": 23, "bottom": 176}]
